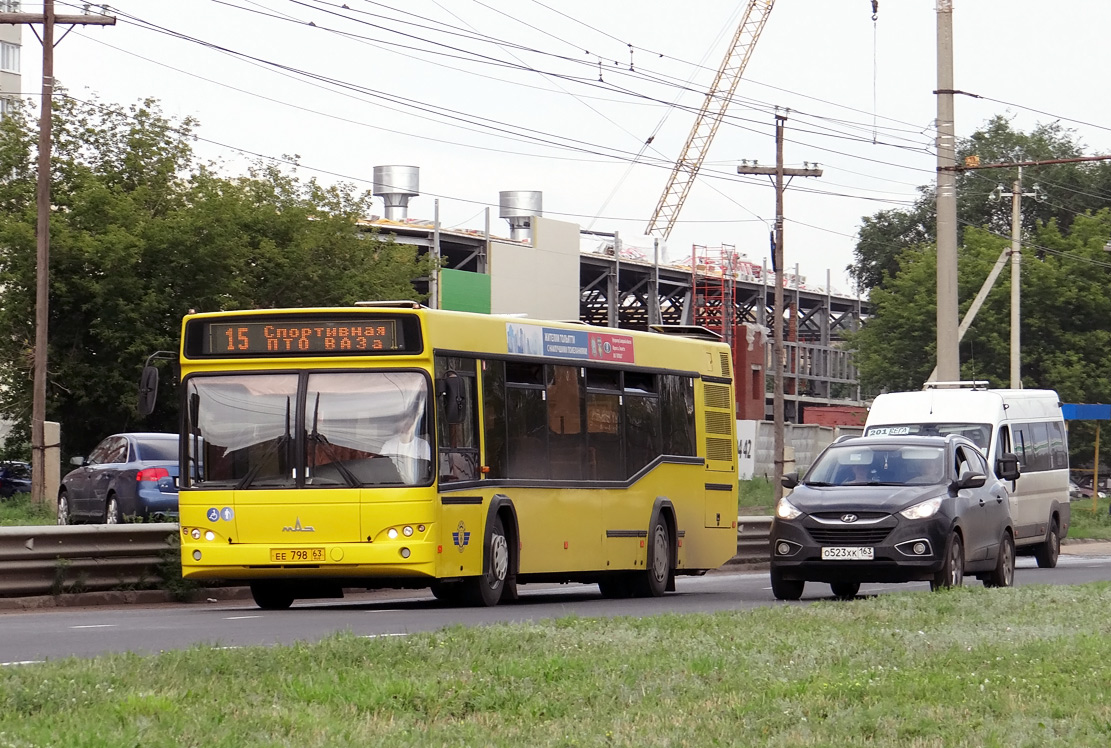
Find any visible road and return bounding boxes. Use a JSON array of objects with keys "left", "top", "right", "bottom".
[{"left": 2, "top": 548, "right": 1110, "bottom": 665}]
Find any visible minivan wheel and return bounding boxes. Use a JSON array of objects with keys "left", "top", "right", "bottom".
[
  {"left": 1034, "top": 519, "right": 1060, "bottom": 569},
  {"left": 930, "top": 532, "right": 964, "bottom": 590},
  {"left": 770, "top": 568, "right": 804, "bottom": 600}
]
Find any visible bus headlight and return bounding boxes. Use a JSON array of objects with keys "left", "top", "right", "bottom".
[
  {"left": 402, "top": 525, "right": 414, "bottom": 537},
  {"left": 387, "top": 528, "right": 399, "bottom": 539}
]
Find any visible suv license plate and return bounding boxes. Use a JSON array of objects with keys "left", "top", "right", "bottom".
[
  {"left": 822, "top": 546, "right": 874, "bottom": 560},
  {"left": 271, "top": 548, "right": 325, "bottom": 563}
]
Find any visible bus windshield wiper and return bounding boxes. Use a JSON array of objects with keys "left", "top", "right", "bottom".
[
  {"left": 307, "top": 392, "right": 360, "bottom": 488},
  {"left": 236, "top": 396, "right": 294, "bottom": 490}
]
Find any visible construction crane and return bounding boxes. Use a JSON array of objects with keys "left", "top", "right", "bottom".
[{"left": 644, "top": 0, "right": 775, "bottom": 240}]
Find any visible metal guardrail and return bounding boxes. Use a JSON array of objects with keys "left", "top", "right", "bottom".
[
  {"left": 733, "top": 516, "right": 773, "bottom": 564},
  {"left": 0, "top": 519, "right": 774, "bottom": 598},
  {"left": 0, "top": 524, "right": 179, "bottom": 597}
]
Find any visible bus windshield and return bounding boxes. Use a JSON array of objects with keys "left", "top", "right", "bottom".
[
  {"left": 184, "top": 371, "right": 431, "bottom": 488},
  {"left": 864, "top": 422, "right": 991, "bottom": 450}
]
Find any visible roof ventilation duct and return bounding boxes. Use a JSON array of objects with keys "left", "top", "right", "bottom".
[
  {"left": 499, "top": 190, "right": 542, "bottom": 242},
  {"left": 372, "top": 165, "right": 420, "bottom": 221}
]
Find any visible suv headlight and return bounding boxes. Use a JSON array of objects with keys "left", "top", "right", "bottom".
[
  {"left": 775, "top": 496, "right": 802, "bottom": 520},
  {"left": 900, "top": 497, "right": 942, "bottom": 520}
]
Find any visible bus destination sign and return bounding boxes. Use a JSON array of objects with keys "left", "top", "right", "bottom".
[{"left": 206, "top": 319, "right": 401, "bottom": 355}]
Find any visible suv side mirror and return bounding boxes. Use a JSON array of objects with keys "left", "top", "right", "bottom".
[
  {"left": 996, "top": 453, "right": 1021, "bottom": 482},
  {"left": 955, "top": 471, "right": 987, "bottom": 490},
  {"left": 781, "top": 471, "right": 799, "bottom": 489}
]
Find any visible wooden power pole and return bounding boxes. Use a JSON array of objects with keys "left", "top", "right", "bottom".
[
  {"left": 0, "top": 2, "right": 115, "bottom": 505},
  {"left": 737, "top": 113, "right": 821, "bottom": 500}
]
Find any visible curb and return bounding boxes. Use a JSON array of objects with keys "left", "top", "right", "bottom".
[{"left": 0, "top": 586, "right": 253, "bottom": 612}]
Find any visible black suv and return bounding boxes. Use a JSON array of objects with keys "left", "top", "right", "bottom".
[{"left": 770, "top": 434, "right": 1017, "bottom": 600}]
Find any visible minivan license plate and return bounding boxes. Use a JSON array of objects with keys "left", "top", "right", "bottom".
[{"left": 821, "top": 546, "right": 873, "bottom": 560}]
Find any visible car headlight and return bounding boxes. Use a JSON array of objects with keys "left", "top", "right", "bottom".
[
  {"left": 900, "top": 497, "right": 942, "bottom": 520},
  {"left": 775, "top": 496, "right": 802, "bottom": 520}
]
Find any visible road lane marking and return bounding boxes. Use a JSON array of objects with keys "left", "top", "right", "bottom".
[
  {"left": 70, "top": 624, "right": 116, "bottom": 629},
  {"left": 223, "top": 615, "right": 262, "bottom": 620}
]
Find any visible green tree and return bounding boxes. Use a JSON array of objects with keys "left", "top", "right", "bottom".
[
  {"left": 0, "top": 94, "right": 430, "bottom": 458},
  {"left": 848, "top": 116, "right": 1111, "bottom": 292}
]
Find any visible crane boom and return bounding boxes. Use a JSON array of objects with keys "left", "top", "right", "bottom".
[{"left": 645, "top": 0, "right": 775, "bottom": 240}]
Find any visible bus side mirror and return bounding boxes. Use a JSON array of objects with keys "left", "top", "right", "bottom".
[
  {"left": 438, "top": 373, "right": 466, "bottom": 425},
  {"left": 138, "top": 365, "right": 159, "bottom": 416},
  {"left": 996, "top": 453, "right": 1021, "bottom": 482}
]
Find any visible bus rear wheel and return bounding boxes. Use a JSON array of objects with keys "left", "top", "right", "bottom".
[
  {"left": 463, "top": 515, "right": 509, "bottom": 607},
  {"left": 250, "top": 582, "right": 294, "bottom": 610}
]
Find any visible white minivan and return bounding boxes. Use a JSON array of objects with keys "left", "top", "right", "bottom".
[{"left": 864, "top": 382, "right": 1069, "bottom": 568}]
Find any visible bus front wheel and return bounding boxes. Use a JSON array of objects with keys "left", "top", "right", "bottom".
[
  {"left": 464, "top": 515, "right": 509, "bottom": 607},
  {"left": 636, "top": 515, "right": 671, "bottom": 597},
  {"left": 250, "top": 582, "right": 294, "bottom": 610}
]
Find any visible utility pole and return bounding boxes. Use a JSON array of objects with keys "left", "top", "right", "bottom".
[
  {"left": 934, "top": 0, "right": 960, "bottom": 383},
  {"left": 738, "top": 113, "right": 821, "bottom": 500},
  {"left": 993, "top": 166, "right": 1042, "bottom": 388},
  {"left": 0, "top": 2, "right": 115, "bottom": 505}
]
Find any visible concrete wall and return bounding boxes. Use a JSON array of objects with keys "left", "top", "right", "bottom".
[
  {"left": 489, "top": 215, "right": 579, "bottom": 320},
  {"left": 750, "top": 421, "right": 863, "bottom": 480}
]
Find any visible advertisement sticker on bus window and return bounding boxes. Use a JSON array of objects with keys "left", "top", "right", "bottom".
[{"left": 506, "top": 323, "right": 635, "bottom": 363}]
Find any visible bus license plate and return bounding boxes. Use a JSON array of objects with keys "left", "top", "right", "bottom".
[
  {"left": 271, "top": 548, "right": 325, "bottom": 563},
  {"left": 821, "top": 546, "right": 874, "bottom": 561}
]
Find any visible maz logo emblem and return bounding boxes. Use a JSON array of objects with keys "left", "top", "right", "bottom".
[
  {"left": 282, "top": 517, "right": 315, "bottom": 532},
  {"left": 840, "top": 514, "right": 859, "bottom": 523}
]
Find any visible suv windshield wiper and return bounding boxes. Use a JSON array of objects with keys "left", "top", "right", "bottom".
[{"left": 804, "top": 481, "right": 833, "bottom": 487}]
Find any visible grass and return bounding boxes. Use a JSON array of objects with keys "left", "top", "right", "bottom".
[
  {"left": 1066, "top": 497, "right": 1111, "bottom": 539},
  {"left": 0, "top": 492, "right": 54, "bottom": 525},
  {"left": 739, "top": 476, "right": 774, "bottom": 513},
  {"left": 3, "top": 584, "right": 1111, "bottom": 745}
]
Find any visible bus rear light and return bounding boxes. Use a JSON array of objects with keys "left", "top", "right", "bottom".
[{"left": 137, "top": 467, "right": 170, "bottom": 482}]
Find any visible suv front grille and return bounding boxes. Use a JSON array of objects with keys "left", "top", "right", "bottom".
[{"left": 807, "top": 527, "right": 892, "bottom": 545}]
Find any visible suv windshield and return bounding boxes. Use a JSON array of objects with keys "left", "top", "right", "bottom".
[
  {"left": 184, "top": 371, "right": 431, "bottom": 489},
  {"left": 806, "top": 443, "right": 946, "bottom": 487}
]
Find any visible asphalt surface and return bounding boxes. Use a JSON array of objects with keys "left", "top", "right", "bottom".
[{"left": 1, "top": 539, "right": 1106, "bottom": 612}]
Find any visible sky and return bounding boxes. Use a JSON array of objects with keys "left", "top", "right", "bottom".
[{"left": 13, "top": 1, "right": 1111, "bottom": 295}]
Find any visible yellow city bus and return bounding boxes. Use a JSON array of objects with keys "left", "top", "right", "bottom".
[{"left": 156, "top": 303, "right": 738, "bottom": 609}]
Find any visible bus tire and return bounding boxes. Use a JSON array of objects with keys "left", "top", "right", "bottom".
[
  {"left": 430, "top": 581, "right": 464, "bottom": 605},
  {"left": 598, "top": 574, "right": 634, "bottom": 599},
  {"left": 1034, "top": 518, "right": 1060, "bottom": 569},
  {"left": 250, "top": 582, "right": 294, "bottom": 610},
  {"left": 636, "top": 515, "right": 671, "bottom": 597},
  {"left": 464, "top": 515, "right": 509, "bottom": 607}
]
